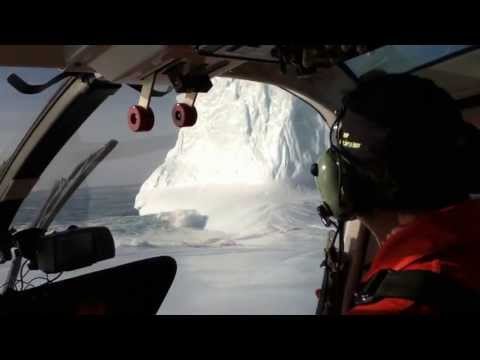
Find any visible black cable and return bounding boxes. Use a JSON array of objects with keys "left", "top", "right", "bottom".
[
  {"left": 19, "top": 259, "right": 29, "bottom": 291},
  {"left": 316, "top": 110, "right": 348, "bottom": 314},
  {"left": 317, "top": 225, "right": 340, "bottom": 314},
  {"left": 329, "top": 110, "right": 349, "bottom": 222},
  {"left": 47, "top": 272, "right": 63, "bottom": 283},
  {"left": 14, "top": 259, "right": 30, "bottom": 292},
  {"left": 22, "top": 276, "right": 49, "bottom": 288},
  {"left": 329, "top": 109, "right": 342, "bottom": 151},
  {"left": 21, "top": 271, "right": 63, "bottom": 290}
]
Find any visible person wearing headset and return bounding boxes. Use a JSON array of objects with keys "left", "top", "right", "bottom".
[{"left": 312, "top": 72, "right": 480, "bottom": 314}]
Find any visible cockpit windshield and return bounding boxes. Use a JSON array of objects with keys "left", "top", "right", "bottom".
[
  {"left": 344, "top": 45, "right": 473, "bottom": 78},
  {"left": 1, "top": 45, "right": 480, "bottom": 315}
]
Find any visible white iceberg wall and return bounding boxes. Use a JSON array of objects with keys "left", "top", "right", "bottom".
[
  {"left": 139, "top": 78, "right": 325, "bottom": 190},
  {"left": 135, "top": 78, "right": 327, "bottom": 234}
]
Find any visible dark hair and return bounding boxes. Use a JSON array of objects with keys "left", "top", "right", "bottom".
[{"left": 343, "top": 73, "right": 477, "bottom": 211}]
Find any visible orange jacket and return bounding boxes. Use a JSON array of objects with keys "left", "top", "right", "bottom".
[{"left": 348, "top": 198, "right": 480, "bottom": 315}]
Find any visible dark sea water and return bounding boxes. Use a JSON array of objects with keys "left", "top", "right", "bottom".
[
  {"left": 9, "top": 185, "right": 171, "bottom": 248},
  {"left": 11, "top": 185, "right": 215, "bottom": 248},
  {"left": 13, "top": 184, "right": 141, "bottom": 228}
]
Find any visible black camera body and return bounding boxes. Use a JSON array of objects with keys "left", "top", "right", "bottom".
[
  {"left": 36, "top": 227, "right": 115, "bottom": 273},
  {"left": 17, "top": 226, "right": 115, "bottom": 274}
]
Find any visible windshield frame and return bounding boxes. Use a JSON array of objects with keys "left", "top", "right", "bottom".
[{"left": 341, "top": 45, "right": 479, "bottom": 82}]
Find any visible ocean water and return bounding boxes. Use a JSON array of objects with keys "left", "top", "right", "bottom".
[
  {"left": 14, "top": 185, "right": 148, "bottom": 243},
  {"left": 14, "top": 185, "right": 139, "bottom": 225},
  {"left": 13, "top": 185, "right": 235, "bottom": 248}
]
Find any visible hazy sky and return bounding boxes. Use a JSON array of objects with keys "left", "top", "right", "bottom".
[{"left": 0, "top": 67, "right": 180, "bottom": 189}]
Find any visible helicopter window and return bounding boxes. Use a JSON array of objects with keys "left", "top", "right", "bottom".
[
  {"left": 0, "top": 67, "right": 63, "bottom": 171},
  {"left": 345, "top": 45, "right": 473, "bottom": 78},
  {"left": 9, "top": 78, "right": 328, "bottom": 314},
  {"left": 12, "top": 85, "right": 177, "bottom": 231}
]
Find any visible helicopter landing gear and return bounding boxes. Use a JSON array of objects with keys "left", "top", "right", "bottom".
[
  {"left": 128, "top": 105, "right": 154, "bottom": 132},
  {"left": 172, "top": 92, "right": 198, "bottom": 128},
  {"left": 128, "top": 72, "right": 157, "bottom": 132}
]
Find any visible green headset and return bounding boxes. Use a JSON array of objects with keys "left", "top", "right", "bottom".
[
  {"left": 309, "top": 70, "right": 480, "bottom": 226},
  {"left": 310, "top": 107, "right": 400, "bottom": 225},
  {"left": 311, "top": 106, "right": 478, "bottom": 225}
]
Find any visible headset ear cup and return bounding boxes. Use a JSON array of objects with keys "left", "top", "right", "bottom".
[
  {"left": 315, "top": 149, "right": 359, "bottom": 219},
  {"left": 339, "top": 154, "right": 395, "bottom": 216},
  {"left": 338, "top": 163, "right": 356, "bottom": 215},
  {"left": 315, "top": 149, "right": 342, "bottom": 218},
  {"left": 337, "top": 160, "right": 367, "bottom": 217}
]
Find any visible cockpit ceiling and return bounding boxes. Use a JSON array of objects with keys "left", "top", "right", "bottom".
[
  {"left": 413, "top": 48, "right": 480, "bottom": 128},
  {"left": 414, "top": 48, "right": 480, "bottom": 100}
]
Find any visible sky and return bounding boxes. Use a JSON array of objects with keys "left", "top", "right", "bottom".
[{"left": 0, "top": 66, "right": 180, "bottom": 189}]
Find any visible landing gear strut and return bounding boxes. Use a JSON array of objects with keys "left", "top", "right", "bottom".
[{"left": 128, "top": 72, "right": 157, "bottom": 132}]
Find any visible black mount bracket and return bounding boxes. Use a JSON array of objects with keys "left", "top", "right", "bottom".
[
  {"left": 166, "top": 62, "right": 213, "bottom": 94},
  {"left": 271, "top": 45, "right": 385, "bottom": 76},
  {"left": 127, "top": 84, "right": 173, "bottom": 98},
  {"left": 8, "top": 71, "right": 176, "bottom": 99},
  {"left": 7, "top": 72, "right": 81, "bottom": 95}
]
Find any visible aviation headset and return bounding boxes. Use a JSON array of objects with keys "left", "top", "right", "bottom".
[
  {"left": 310, "top": 73, "right": 480, "bottom": 225},
  {"left": 310, "top": 106, "right": 398, "bottom": 223}
]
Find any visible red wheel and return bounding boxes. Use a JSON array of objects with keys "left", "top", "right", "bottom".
[
  {"left": 172, "top": 103, "right": 197, "bottom": 128},
  {"left": 128, "top": 105, "right": 154, "bottom": 132}
]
